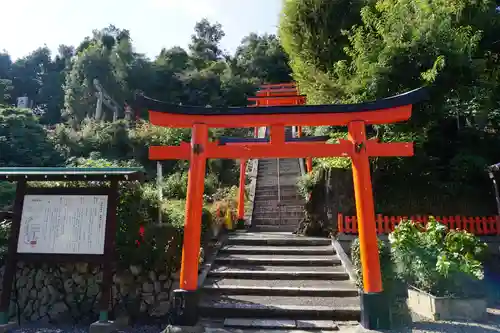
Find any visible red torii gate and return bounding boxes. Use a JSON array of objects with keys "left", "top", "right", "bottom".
[
  {"left": 248, "top": 83, "right": 312, "bottom": 172},
  {"left": 233, "top": 83, "right": 312, "bottom": 223},
  {"left": 141, "top": 86, "right": 427, "bottom": 329}
]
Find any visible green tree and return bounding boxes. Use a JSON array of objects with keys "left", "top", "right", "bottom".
[
  {"left": 0, "top": 107, "right": 63, "bottom": 167},
  {"left": 0, "top": 52, "right": 13, "bottom": 104},
  {"left": 189, "top": 19, "right": 226, "bottom": 69},
  {"left": 280, "top": 0, "right": 367, "bottom": 102},
  {"left": 63, "top": 25, "right": 133, "bottom": 124},
  {"left": 234, "top": 33, "right": 292, "bottom": 83}
]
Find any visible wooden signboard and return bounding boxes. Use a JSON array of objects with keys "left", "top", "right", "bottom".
[
  {"left": 18, "top": 193, "right": 108, "bottom": 255},
  {"left": 0, "top": 185, "right": 118, "bottom": 326},
  {"left": 0, "top": 167, "right": 144, "bottom": 329}
]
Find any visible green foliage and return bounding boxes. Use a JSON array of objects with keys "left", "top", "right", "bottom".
[
  {"left": 161, "top": 199, "right": 212, "bottom": 235},
  {"left": 297, "top": 170, "right": 318, "bottom": 199},
  {"left": 281, "top": 0, "right": 500, "bottom": 215},
  {"left": 351, "top": 237, "right": 399, "bottom": 295},
  {"left": 234, "top": 33, "right": 292, "bottom": 83},
  {"left": 0, "top": 182, "right": 16, "bottom": 210},
  {"left": 0, "top": 107, "right": 64, "bottom": 167},
  {"left": 389, "top": 217, "right": 488, "bottom": 297},
  {"left": 280, "top": 0, "right": 367, "bottom": 103}
]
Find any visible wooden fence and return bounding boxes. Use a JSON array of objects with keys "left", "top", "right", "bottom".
[{"left": 338, "top": 213, "right": 500, "bottom": 235}]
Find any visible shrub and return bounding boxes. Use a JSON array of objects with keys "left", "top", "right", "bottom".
[
  {"left": 389, "top": 217, "right": 488, "bottom": 297},
  {"left": 296, "top": 171, "right": 317, "bottom": 200},
  {"left": 351, "top": 237, "right": 399, "bottom": 296},
  {"left": 0, "top": 182, "right": 16, "bottom": 210},
  {"left": 0, "top": 107, "right": 64, "bottom": 167}
]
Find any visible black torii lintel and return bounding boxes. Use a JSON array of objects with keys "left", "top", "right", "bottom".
[{"left": 134, "top": 86, "right": 428, "bottom": 116}]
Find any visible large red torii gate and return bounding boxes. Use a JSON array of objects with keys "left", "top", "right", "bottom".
[{"left": 141, "top": 86, "right": 427, "bottom": 329}]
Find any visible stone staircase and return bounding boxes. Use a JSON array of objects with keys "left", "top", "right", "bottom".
[
  {"left": 252, "top": 128, "right": 304, "bottom": 231},
  {"left": 198, "top": 132, "right": 360, "bottom": 331},
  {"left": 199, "top": 232, "right": 361, "bottom": 331}
]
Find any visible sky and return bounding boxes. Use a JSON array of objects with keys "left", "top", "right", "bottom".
[{"left": 1, "top": 0, "right": 283, "bottom": 60}]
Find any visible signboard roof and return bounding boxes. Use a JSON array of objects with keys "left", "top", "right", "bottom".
[{"left": 0, "top": 167, "right": 144, "bottom": 181}]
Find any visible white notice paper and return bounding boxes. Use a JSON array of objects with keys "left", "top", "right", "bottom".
[{"left": 17, "top": 195, "right": 108, "bottom": 255}]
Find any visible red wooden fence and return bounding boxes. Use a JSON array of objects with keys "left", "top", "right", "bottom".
[{"left": 337, "top": 213, "right": 500, "bottom": 235}]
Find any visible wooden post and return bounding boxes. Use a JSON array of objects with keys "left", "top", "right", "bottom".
[
  {"left": 348, "top": 121, "right": 390, "bottom": 329},
  {"left": 180, "top": 123, "right": 208, "bottom": 289},
  {"left": 0, "top": 180, "right": 25, "bottom": 326},
  {"left": 174, "top": 123, "right": 208, "bottom": 326},
  {"left": 306, "top": 158, "right": 313, "bottom": 173},
  {"left": 238, "top": 159, "right": 247, "bottom": 221},
  {"left": 348, "top": 120, "right": 389, "bottom": 329},
  {"left": 99, "top": 180, "right": 119, "bottom": 323}
]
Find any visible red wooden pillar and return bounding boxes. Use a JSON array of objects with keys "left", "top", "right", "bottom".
[
  {"left": 306, "top": 158, "right": 313, "bottom": 173},
  {"left": 348, "top": 120, "right": 387, "bottom": 328},
  {"left": 175, "top": 123, "right": 208, "bottom": 325},
  {"left": 238, "top": 159, "right": 247, "bottom": 220}
]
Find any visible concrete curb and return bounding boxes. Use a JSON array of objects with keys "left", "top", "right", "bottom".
[
  {"left": 197, "top": 233, "right": 228, "bottom": 288},
  {"left": 332, "top": 239, "right": 358, "bottom": 283}
]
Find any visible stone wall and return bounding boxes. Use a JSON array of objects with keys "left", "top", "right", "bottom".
[{"left": 0, "top": 261, "right": 174, "bottom": 325}]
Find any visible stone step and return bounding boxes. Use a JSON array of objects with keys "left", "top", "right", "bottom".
[
  {"left": 223, "top": 318, "right": 340, "bottom": 331},
  {"left": 220, "top": 244, "right": 334, "bottom": 255},
  {"left": 226, "top": 234, "right": 331, "bottom": 246},
  {"left": 208, "top": 265, "right": 348, "bottom": 280},
  {"left": 257, "top": 180, "right": 300, "bottom": 187},
  {"left": 253, "top": 207, "right": 304, "bottom": 214},
  {"left": 253, "top": 202, "right": 304, "bottom": 209},
  {"left": 253, "top": 208, "right": 304, "bottom": 213},
  {"left": 253, "top": 211, "right": 304, "bottom": 219},
  {"left": 251, "top": 217, "right": 302, "bottom": 226},
  {"left": 255, "top": 188, "right": 301, "bottom": 195},
  {"left": 214, "top": 254, "right": 341, "bottom": 266},
  {"left": 198, "top": 295, "right": 361, "bottom": 320},
  {"left": 253, "top": 195, "right": 303, "bottom": 202},
  {"left": 258, "top": 158, "right": 298, "bottom": 162},
  {"left": 202, "top": 278, "right": 358, "bottom": 297},
  {"left": 208, "top": 264, "right": 347, "bottom": 278},
  {"left": 252, "top": 225, "right": 297, "bottom": 232},
  {"left": 256, "top": 184, "right": 297, "bottom": 189}
]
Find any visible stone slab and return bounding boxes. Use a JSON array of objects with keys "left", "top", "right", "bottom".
[
  {"left": 203, "top": 278, "right": 356, "bottom": 293},
  {"left": 220, "top": 245, "right": 334, "bottom": 255},
  {"left": 162, "top": 325, "right": 204, "bottom": 333},
  {"left": 0, "top": 322, "right": 17, "bottom": 333},
  {"left": 224, "top": 318, "right": 296, "bottom": 328},
  {"left": 296, "top": 320, "right": 339, "bottom": 330},
  {"left": 89, "top": 321, "right": 118, "bottom": 333}
]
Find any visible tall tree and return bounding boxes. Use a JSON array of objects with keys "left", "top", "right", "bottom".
[
  {"left": 63, "top": 26, "right": 133, "bottom": 124},
  {"left": 234, "top": 33, "right": 292, "bottom": 84},
  {"left": 280, "top": 0, "right": 367, "bottom": 102},
  {"left": 189, "top": 19, "right": 225, "bottom": 69},
  {"left": 0, "top": 52, "right": 13, "bottom": 104}
]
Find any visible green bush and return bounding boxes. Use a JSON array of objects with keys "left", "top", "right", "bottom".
[
  {"left": 296, "top": 171, "right": 318, "bottom": 200},
  {"left": 51, "top": 120, "right": 190, "bottom": 177},
  {"left": 162, "top": 199, "right": 212, "bottom": 236},
  {"left": 389, "top": 217, "right": 488, "bottom": 297},
  {"left": 351, "top": 237, "right": 400, "bottom": 296},
  {"left": 0, "top": 182, "right": 16, "bottom": 210},
  {"left": 0, "top": 107, "right": 64, "bottom": 167}
]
